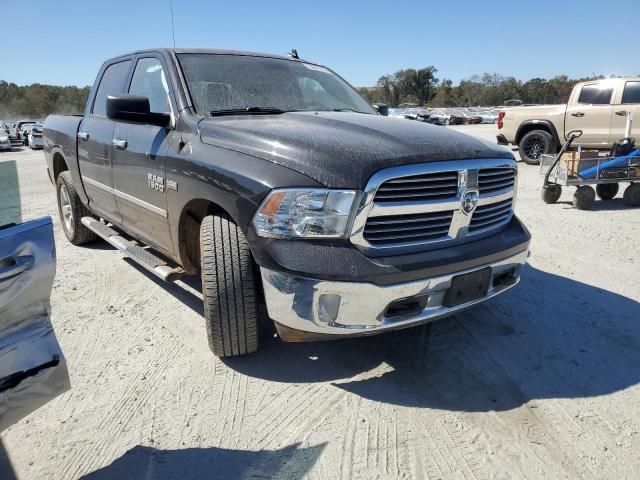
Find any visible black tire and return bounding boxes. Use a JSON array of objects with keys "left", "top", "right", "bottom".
[
  {"left": 541, "top": 184, "right": 562, "bottom": 204},
  {"left": 200, "top": 214, "right": 259, "bottom": 357},
  {"left": 596, "top": 183, "right": 619, "bottom": 200},
  {"left": 519, "top": 130, "right": 555, "bottom": 165},
  {"left": 573, "top": 185, "right": 596, "bottom": 210},
  {"left": 623, "top": 183, "right": 640, "bottom": 207},
  {"left": 56, "top": 171, "right": 98, "bottom": 245}
]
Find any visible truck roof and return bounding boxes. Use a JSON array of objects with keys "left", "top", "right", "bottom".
[
  {"left": 574, "top": 76, "right": 640, "bottom": 86},
  {"left": 107, "top": 47, "right": 307, "bottom": 63}
]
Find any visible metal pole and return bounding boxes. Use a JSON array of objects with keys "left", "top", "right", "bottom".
[{"left": 624, "top": 110, "right": 633, "bottom": 138}]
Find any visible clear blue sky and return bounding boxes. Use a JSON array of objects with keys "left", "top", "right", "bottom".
[{"left": 3, "top": 0, "right": 639, "bottom": 88}]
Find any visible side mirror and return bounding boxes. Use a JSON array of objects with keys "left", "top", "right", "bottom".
[
  {"left": 106, "top": 95, "right": 171, "bottom": 128},
  {"left": 372, "top": 103, "right": 389, "bottom": 116}
]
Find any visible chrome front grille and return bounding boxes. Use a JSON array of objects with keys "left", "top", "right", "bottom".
[
  {"left": 364, "top": 210, "right": 454, "bottom": 245},
  {"left": 469, "top": 199, "right": 513, "bottom": 233},
  {"left": 478, "top": 167, "right": 515, "bottom": 195},
  {"left": 374, "top": 171, "right": 459, "bottom": 202},
  {"left": 350, "top": 159, "right": 517, "bottom": 256}
]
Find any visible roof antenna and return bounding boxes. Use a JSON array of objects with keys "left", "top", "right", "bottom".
[
  {"left": 169, "top": 0, "right": 176, "bottom": 50},
  {"left": 287, "top": 49, "right": 299, "bottom": 59}
]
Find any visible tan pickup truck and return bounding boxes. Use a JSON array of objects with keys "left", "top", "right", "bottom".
[{"left": 497, "top": 77, "right": 640, "bottom": 164}]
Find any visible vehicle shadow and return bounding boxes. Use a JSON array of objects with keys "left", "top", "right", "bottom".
[
  {"left": 0, "top": 439, "right": 18, "bottom": 480},
  {"left": 81, "top": 442, "right": 326, "bottom": 480},
  {"left": 122, "top": 258, "right": 204, "bottom": 315},
  {"left": 222, "top": 264, "right": 640, "bottom": 412},
  {"left": 555, "top": 197, "right": 634, "bottom": 211}
]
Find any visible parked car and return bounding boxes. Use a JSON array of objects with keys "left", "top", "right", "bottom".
[
  {"left": 0, "top": 217, "right": 71, "bottom": 432},
  {"left": 497, "top": 77, "right": 640, "bottom": 164},
  {"left": 20, "top": 123, "right": 38, "bottom": 146},
  {"left": 446, "top": 109, "right": 467, "bottom": 125},
  {"left": 12, "top": 120, "right": 36, "bottom": 146},
  {"left": 44, "top": 48, "right": 530, "bottom": 357},
  {"left": 424, "top": 109, "right": 449, "bottom": 125},
  {"left": 0, "top": 130, "right": 11, "bottom": 151},
  {"left": 477, "top": 111, "right": 498, "bottom": 124},
  {"left": 388, "top": 108, "right": 415, "bottom": 120},
  {"left": 28, "top": 124, "right": 44, "bottom": 149}
]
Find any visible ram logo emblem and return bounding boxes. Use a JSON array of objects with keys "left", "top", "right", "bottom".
[{"left": 461, "top": 190, "right": 479, "bottom": 215}]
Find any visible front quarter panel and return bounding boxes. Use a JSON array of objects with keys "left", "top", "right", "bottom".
[{"left": 165, "top": 137, "right": 323, "bottom": 265}]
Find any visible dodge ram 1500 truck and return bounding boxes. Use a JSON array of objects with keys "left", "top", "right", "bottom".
[
  {"left": 44, "top": 48, "right": 530, "bottom": 357},
  {"left": 497, "top": 77, "right": 640, "bottom": 164}
]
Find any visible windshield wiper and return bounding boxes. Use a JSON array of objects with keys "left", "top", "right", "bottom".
[
  {"left": 332, "top": 108, "right": 370, "bottom": 114},
  {"left": 209, "top": 107, "right": 287, "bottom": 117}
]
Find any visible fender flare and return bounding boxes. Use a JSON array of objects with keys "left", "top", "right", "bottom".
[{"left": 515, "top": 120, "right": 561, "bottom": 147}]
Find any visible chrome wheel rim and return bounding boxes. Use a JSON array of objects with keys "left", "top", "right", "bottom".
[{"left": 59, "top": 184, "right": 74, "bottom": 235}]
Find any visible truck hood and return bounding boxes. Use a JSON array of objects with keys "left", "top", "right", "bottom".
[{"left": 198, "top": 112, "right": 513, "bottom": 188}]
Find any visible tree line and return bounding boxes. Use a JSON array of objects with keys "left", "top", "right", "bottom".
[
  {"left": 0, "top": 81, "right": 91, "bottom": 119},
  {"left": 357, "top": 67, "right": 608, "bottom": 108},
  {"left": 0, "top": 68, "right": 612, "bottom": 119}
]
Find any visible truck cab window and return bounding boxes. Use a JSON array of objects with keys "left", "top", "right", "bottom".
[
  {"left": 92, "top": 60, "right": 132, "bottom": 116},
  {"left": 578, "top": 84, "right": 613, "bottom": 105},
  {"left": 128, "top": 58, "right": 171, "bottom": 114},
  {"left": 622, "top": 81, "right": 640, "bottom": 104}
]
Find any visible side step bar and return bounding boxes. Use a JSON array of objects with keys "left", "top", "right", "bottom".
[{"left": 81, "top": 217, "right": 185, "bottom": 282}]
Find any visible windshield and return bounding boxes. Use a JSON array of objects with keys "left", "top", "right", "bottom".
[{"left": 177, "top": 54, "right": 375, "bottom": 115}]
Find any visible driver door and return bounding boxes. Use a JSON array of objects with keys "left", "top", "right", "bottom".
[{"left": 0, "top": 217, "right": 70, "bottom": 432}]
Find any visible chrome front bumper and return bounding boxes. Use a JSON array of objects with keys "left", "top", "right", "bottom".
[{"left": 261, "top": 250, "right": 528, "bottom": 338}]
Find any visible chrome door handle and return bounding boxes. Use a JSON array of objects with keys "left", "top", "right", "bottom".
[
  {"left": 0, "top": 256, "right": 33, "bottom": 281},
  {"left": 571, "top": 112, "right": 585, "bottom": 117},
  {"left": 78, "top": 131, "right": 90, "bottom": 141},
  {"left": 112, "top": 139, "right": 128, "bottom": 150},
  {"left": 615, "top": 110, "right": 628, "bottom": 116}
]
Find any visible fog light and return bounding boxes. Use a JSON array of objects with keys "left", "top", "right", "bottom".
[{"left": 317, "top": 294, "right": 341, "bottom": 323}]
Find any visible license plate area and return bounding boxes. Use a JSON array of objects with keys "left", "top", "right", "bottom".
[{"left": 443, "top": 267, "right": 492, "bottom": 308}]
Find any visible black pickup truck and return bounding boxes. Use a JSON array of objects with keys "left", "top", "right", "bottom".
[{"left": 43, "top": 48, "right": 530, "bottom": 357}]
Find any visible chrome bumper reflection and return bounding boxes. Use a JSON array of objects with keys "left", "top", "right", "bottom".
[{"left": 261, "top": 250, "right": 528, "bottom": 336}]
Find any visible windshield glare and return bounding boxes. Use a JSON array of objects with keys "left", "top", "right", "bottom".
[{"left": 177, "top": 54, "right": 375, "bottom": 115}]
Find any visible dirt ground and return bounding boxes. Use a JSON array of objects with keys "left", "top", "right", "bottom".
[{"left": 1, "top": 125, "right": 639, "bottom": 479}]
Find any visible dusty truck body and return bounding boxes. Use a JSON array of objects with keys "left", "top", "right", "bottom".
[
  {"left": 43, "top": 48, "right": 530, "bottom": 357},
  {"left": 497, "top": 77, "right": 640, "bottom": 164}
]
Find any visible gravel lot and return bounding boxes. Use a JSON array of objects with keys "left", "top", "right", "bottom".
[{"left": 1, "top": 124, "right": 639, "bottom": 479}]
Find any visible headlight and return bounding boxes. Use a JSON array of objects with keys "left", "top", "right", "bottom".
[{"left": 252, "top": 189, "right": 357, "bottom": 238}]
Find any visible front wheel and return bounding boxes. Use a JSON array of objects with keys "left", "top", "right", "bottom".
[
  {"left": 200, "top": 214, "right": 259, "bottom": 357},
  {"left": 519, "top": 130, "right": 555, "bottom": 165}
]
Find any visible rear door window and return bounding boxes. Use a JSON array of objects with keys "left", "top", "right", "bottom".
[
  {"left": 578, "top": 84, "right": 613, "bottom": 105},
  {"left": 92, "top": 60, "right": 132, "bottom": 116},
  {"left": 622, "top": 81, "right": 640, "bottom": 104}
]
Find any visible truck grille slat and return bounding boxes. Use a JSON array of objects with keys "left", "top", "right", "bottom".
[
  {"left": 374, "top": 171, "right": 459, "bottom": 203},
  {"left": 478, "top": 167, "right": 515, "bottom": 195},
  {"left": 366, "top": 212, "right": 453, "bottom": 226},
  {"left": 363, "top": 211, "right": 453, "bottom": 244},
  {"left": 367, "top": 229, "right": 451, "bottom": 243},
  {"left": 469, "top": 200, "right": 513, "bottom": 232},
  {"left": 365, "top": 219, "right": 451, "bottom": 234}
]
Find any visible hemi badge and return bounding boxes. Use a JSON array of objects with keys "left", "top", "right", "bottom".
[{"left": 167, "top": 180, "right": 178, "bottom": 191}]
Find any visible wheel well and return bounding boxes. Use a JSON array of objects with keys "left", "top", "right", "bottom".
[
  {"left": 53, "top": 153, "right": 68, "bottom": 181},
  {"left": 516, "top": 123, "right": 559, "bottom": 150},
  {"left": 178, "top": 199, "right": 228, "bottom": 274}
]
